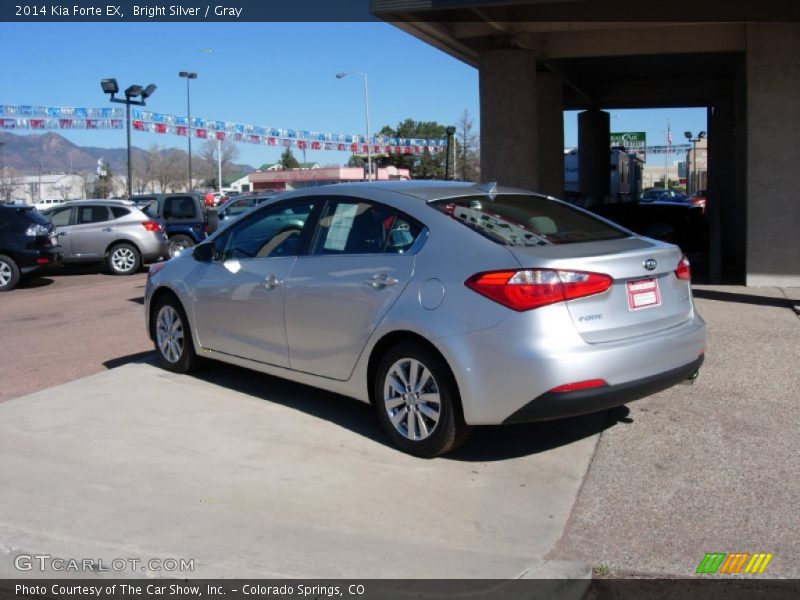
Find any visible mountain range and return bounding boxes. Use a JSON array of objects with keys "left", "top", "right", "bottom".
[{"left": 0, "top": 131, "right": 255, "bottom": 177}]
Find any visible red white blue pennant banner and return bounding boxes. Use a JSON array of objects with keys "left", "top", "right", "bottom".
[{"left": 0, "top": 106, "right": 446, "bottom": 153}]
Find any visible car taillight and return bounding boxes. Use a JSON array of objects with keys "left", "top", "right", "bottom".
[
  {"left": 675, "top": 256, "right": 691, "bottom": 281},
  {"left": 465, "top": 269, "right": 613, "bottom": 311},
  {"left": 142, "top": 220, "right": 162, "bottom": 232}
]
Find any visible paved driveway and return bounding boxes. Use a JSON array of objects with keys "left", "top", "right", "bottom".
[{"left": 0, "top": 360, "right": 599, "bottom": 579}]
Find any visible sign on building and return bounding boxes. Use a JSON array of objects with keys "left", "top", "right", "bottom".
[{"left": 610, "top": 132, "right": 646, "bottom": 160}]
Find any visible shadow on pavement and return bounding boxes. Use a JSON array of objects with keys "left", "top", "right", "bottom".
[
  {"left": 693, "top": 288, "right": 793, "bottom": 309},
  {"left": 188, "top": 360, "right": 628, "bottom": 462},
  {"left": 128, "top": 296, "right": 145, "bottom": 304},
  {"left": 102, "top": 350, "right": 156, "bottom": 370},
  {"left": 16, "top": 276, "right": 54, "bottom": 289}
]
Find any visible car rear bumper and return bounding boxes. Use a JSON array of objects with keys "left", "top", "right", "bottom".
[
  {"left": 502, "top": 354, "right": 704, "bottom": 423},
  {"left": 434, "top": 303, "right": 707, "bottom": 425},
  {"left": 17, "top": 246, "right": 62, "bottom": 275}
]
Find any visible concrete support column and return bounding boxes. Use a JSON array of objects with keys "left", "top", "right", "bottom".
[
  {"left": 745, "top": 23, "right": 800, "bottom": 286},
  {"left": 479, "top": 49, "right": 538, "bottom": 189},
  {"left": 536, "top": 72, "right": 565, "bottom": 197},
  {"left": 578, "top": 109, "right": 610, "bottom": 207}
]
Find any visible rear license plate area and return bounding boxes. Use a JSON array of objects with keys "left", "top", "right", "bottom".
[{"left": 626, "top": 278, "right": 661, "bottom": 310}]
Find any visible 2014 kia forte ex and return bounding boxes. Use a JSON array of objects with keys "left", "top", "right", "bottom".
[{"left": 144, "top": 181, "right": 706, "bottom": 457}]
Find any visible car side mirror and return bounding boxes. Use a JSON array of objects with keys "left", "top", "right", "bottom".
[{"left": 192, "top": 243, "right": 214, "bottom": 262}]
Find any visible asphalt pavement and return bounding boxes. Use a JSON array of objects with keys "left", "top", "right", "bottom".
[{"left": 550, "top": 285, "right": 800, "bottom": 577}]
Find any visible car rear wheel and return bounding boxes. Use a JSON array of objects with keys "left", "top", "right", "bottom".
[
  {"left": 168, "top": 235, "right": 195, "bottom": 258},
  {"left": 0, "top": 255, "right": 21, "bottom": 292},
  {"left": 153, "top": 297, "right": 197, "bottom": 373},
  {"left": 374, "top": 343, "right": 471, "bottom": 457},
  {"left": 107, "top": 243, "right": 141, "bottom": 275}
]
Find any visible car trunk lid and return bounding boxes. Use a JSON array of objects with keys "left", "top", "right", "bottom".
[{"left": 508, "top": 237, "right": 694, "bottom": 343}]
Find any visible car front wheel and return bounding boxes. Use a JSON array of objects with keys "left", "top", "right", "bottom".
[
  {"left": 0, "top": 254, "right": 21, "bottom": 292},
  {"left": 374, "top": 343, "right": 471, "bottom": 457},
  {"left": 153, "top": 297, "right": 197, "bottom": 373},
  {"left": 107, "top": 243, "right": 141, "bottom": 275}
]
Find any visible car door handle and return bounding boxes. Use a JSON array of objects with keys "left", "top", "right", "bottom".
[
  {"left": 102, "top": 227, "right": 114, "bottom": 232},
  {"left": 57, "top": 231, "right": 68, "bottom": 236},
  {"left": 264, "top": 274, "right": 283, "bottom": 289},
  {"left": 364, "top": 274, "right": 399, "bottom": 288}
]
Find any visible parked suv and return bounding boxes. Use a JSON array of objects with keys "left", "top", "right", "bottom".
[
  {"left": 129, "top": 193, "right": 215, "bottom": 257},
  {"left": 0, "top": 204, "right": 62, "bottom": 291},
  {"left": 41, "top": 199, "right": 168, "bottom": 275}
]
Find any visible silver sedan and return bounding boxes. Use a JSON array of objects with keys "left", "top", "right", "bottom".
[{"left": 145, "top": 181, "right": 706, "bottom": 457}]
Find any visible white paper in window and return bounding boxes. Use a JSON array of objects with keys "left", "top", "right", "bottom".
[{"left": 324, "top": 203, "right": 359, "bottom": 251}]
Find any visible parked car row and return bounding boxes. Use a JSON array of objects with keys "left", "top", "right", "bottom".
[{"left": 0, "top": 193, "right": 225, "bottom": 291}]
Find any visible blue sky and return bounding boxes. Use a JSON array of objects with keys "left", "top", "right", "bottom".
[{"left": 0, "top": 20, "right": 706, "bottom": 169}]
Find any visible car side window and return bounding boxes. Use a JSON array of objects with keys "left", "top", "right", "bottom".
[
  {"left": 221, "top": 198, "right": 317, "bottom": 260},
  {"left": 77, "top": 205, "right": 111, "bottom": 224},
  {"left": 47, "top": 207, "right": 72, "bottom": 227},
  {"left": 110, "top": 207, "right": 130, "bottom": 219},
  {"left": 310, "top": 198, "right": 424, "bottom": 255}
]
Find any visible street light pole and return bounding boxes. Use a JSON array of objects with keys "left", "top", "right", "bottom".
[
  {"left": 179, "top": 71, "right": 198, "bottom": 191},
  {"left": 336, "top": 72, "right": 372, "bottom": 181},
  {"left": 445, "top": 126, "right": 456, "bottom": 180},
  {"left": 100, "top": 79, "right": 156, "bottom": 199}
]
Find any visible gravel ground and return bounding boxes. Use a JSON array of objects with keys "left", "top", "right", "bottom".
[
  {"left": 0, "top": 266, "right": 153, "bottom": 403},
  {"left": 551, "top": 285, "right": 800, "bottom": 578}
]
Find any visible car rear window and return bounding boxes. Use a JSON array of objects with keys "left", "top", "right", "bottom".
[
  {"left": 111, "top": 207, "right": 131, "bottom": 219},
  {"left": 431, "top": 194, "right": 628, "bottom": 246}
]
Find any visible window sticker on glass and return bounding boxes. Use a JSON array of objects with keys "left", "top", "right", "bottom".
[{"left": 324, "top": 203, "right": 359, "bottom": 251}]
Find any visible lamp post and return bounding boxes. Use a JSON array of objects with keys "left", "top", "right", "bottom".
[
  {"left": 683, "top": 130, "right": 706, "bottom": 195},
  {"left": 336, "top": 72, "right": 372, "bottom": 181},
  {"left": 179, "top": 71, "right": 198, "bottom": 191},
  {"left": 445, "top": 126, "right": 456, "bottom": 180},
  {"left": 100, "top": 78, "right": 156, "bottom": 198}
]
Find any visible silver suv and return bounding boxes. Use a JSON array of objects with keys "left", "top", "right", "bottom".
[{"left": 42, "top": 199, "right": 169, "bottom": 275}]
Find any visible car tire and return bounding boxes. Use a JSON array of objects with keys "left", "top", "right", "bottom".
[
  {"left": 168, "top": 235, "right": 195, "bottom": 258},
  {"left": 107, "top": 242, "right": 141, "bottom": 275},
  {"left": 374, "top": 343, "right": 471, "bottom": 457},
  {"left": 0, "top": 254, "right": 21, "bottom": 292},
  {"left": 153, "top": 295, "right": 197, "bottom": 373}
]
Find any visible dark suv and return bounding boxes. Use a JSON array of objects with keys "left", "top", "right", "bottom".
[
  {"left": 129, "top": 193, "right": 216, "bottom": 257},
  {"left": 0, "top": 204, "right": 62, "bottom": 291}
]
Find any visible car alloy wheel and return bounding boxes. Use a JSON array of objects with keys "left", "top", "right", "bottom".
[
  {"left": 0, "top": 255, "right": 21, "bottom": 292},
  {"left": 383, "top": 358, "right": 442, "bottom": 441},
  {"left": 111, "top": 246, "right": 136, "bottom": 273},
  {"left": 0, "top": 260, "right": 12, "bottom": 287},
  {"left": 375, "top": 343, "right": 471, "bottom": 457},
  {"left": 156, "top": 304, "right": 185, "bottom": 364}
]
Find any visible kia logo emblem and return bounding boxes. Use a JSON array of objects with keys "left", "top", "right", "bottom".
[{"left": 644, "top": 258, "right": 657, "bottom": 271}]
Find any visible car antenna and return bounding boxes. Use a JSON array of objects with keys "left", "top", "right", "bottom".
[{"left": 473, "top": 181, "right": 497, "bottom": 200}]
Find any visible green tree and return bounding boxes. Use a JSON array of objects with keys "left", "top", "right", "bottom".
[
  {"left": 379, "top": 119, "right": 449, "bottom": 180},
  {"left": 279, "top": 148, "right": 300, "bottom": 170}
]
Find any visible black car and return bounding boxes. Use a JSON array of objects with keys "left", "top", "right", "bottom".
[
  {"left": 129, "top": 193, "right": 217, "bottom": 257},
  {"left": 591, "top": 200, "right": 708, "bottom": 254},
  {"left": 0, "top": 204, "right": 62, "bottom": 291}
]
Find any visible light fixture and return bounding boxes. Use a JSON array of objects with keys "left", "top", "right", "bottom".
[
  {"left": 125, "top": 84, "right": 144, "bottom": 98},
  {"left": 100, "top": 78, "right": 119, "bottom": 94},
  {"left": 141, "top": 84, "right": 157, "bottom": 99}
]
